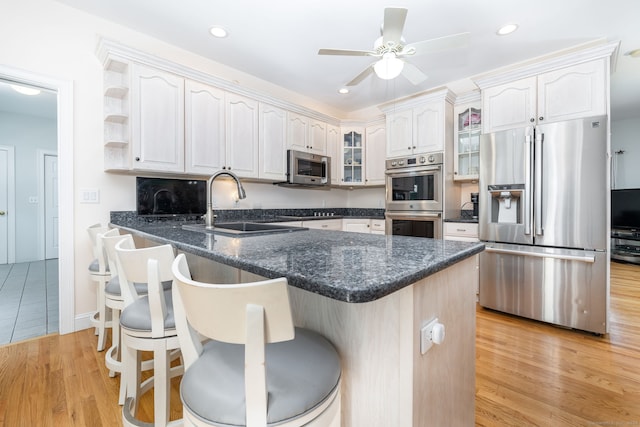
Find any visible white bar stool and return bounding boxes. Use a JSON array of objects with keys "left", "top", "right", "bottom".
[
  {"left": 116, "top": 239, "right": 184, "bottom": 427},
  {"left": 171, "top": 253, "right": 342, "bottom": 427},
  {"left": 87, "top": 224, "right": 118, "bottom": 351}
]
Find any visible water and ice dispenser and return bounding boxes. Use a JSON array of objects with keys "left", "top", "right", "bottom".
[{"left": 488, "top": 184, "right": 524, "bottom": 224}]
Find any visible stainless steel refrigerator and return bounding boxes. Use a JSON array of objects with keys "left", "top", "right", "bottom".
[{"left": 478, "top": 115, "right": 609, "bottom": 334}]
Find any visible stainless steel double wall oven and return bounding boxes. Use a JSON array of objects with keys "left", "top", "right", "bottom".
[{"left": 385, "top": 152, "right": 443, "bottom": 239}]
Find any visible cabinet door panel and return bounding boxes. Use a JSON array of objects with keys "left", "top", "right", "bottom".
[
  {"left": 226, "top": 93, "right": 258, "bottom": 178},
  {"left": 365, "top": 124, "right": 386, "bottom": 185},
  {"left": 131, "top": 64, "right": 184, "bottom": 172},
  {"left": 326, "top": 125, "right": 341, "bottom": 185},
  {"left": 414, "top": 103, "right": 444, "bottom": 154},
  {"left": 259, "top": 103, "right": 287, "bottom": 181},
  {"left": 482, "top": 77, "right": 536, "bottom": 133},
  {"left": 287, "top": 112, "right": 309, "bottom": 151},
  {"left": 386, "top": 111, "right": 412, "bottom": 158},
  {"left": 537, "top": 60, "right": 606, "bottom": 124},
  {"left": 309, "top": 119, "right": 327, "bottom": 154},
  {"left": 185, "top": 80, "right": 225, "bottom": 174}
]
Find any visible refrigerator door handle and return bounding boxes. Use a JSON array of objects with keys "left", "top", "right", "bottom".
[
  {"left": 524, "top": 129, "right": 533, "bottom": 235},
  {"left": 485, "top": 247, "right": 596, "bottom": 263},
  {"left": 534, "top": 131, "right": 544, "bottom": 236}
]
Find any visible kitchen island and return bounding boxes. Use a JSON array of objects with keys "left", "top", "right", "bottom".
[{"left": 111, "top": 217, "right": 483, "bottom": 426}]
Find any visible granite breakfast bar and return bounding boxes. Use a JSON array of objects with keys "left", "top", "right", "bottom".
[{"left": 110, "top": 218, "right": 484, "bottom": 426}]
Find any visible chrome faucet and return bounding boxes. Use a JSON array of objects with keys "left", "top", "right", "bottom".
[{"left": 205, "top": 170, "right": 247, "bottom": 229}]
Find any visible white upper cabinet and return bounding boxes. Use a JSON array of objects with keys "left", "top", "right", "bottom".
[
  {"left": 184, "top": 80, "right": 226, "bottom": 175},
  {"left": 287, "top": 112, "right": 309, "bottom": 152},
  {"left": 536, "top": 60, "right": 606, "bottom": 124},
  {"left": 326, "top": 124, "right": 341, "bottom": 185},
  {"left": 287, "top": 112, "right": 327, "bottom": 155},
  {"left": 482, "top": 77, "right": 536, "bottom": 133},
  {"left": 225, "top": 93, "right": 259, "bottom": 178},
  {"left": 384, "top": 90, "right": 453, "bottom": 158},
  {"left": 259, "top": 103, "right": 287, "bottom": 181},
  {"left": 365, "top": 123, "right": 386, "bottom": 186},
  {"left": 131, "top": 63, "right": 185, "bottom": 173},
  {"left": 308, "top": 119, "right": 327, "bottom": 155},
  {"left": 482, "top": 59, "right": 607, "bottom": 133},
  {"left": 386, "top": 110, "right": 413, "bottom": 158},
  {"left": 413, "top": 102, "right": 445, "bottom": 154},
  {"left": 341, "top": 128, "right": 364, "bottom": 186}
]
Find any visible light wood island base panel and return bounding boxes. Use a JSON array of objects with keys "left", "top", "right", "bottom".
[{"left": 288, "top": 255, "right": 478, "bottom": 426}]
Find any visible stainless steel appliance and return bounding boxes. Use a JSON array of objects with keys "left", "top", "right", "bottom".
[
  {"left": 385, "top": 152, "right": 443, "bottom": 239},
  {"left": 285, "top": 149, "right": 330, "bottom": 186},
  {"left": 479, "top": 115, "right": 609, "bottom": 334}
]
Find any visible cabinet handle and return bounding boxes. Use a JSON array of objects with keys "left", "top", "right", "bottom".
[
  {"left": 222, "top": 166, "right": 226, "bottom": 170},
  {"left": 135, "top": 157, "right": 140, "bottom": 161},
  {"left": 530, "top": 118, "right": 535, "bottom": 123},
  {"left": 413, "top": 146, "right": 416, "bottom": 149},
  {"left": 407, "top": 146, "right": 411, "bottom": 150},
  {"left": 0, "top": 211, "right": 5, "bottom": 215},
  {"left": 539, "top": 116, "right": 544, "bottom": 121}
]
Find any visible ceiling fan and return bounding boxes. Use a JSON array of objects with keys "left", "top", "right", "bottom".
[{"left": 318, "top": 7, "right": 469, "bottom": 86}]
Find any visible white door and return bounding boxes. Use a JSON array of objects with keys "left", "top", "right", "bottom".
[
  {"left": 44, "top": 154, "right": 58, "bottom": 259},
  {"left": 0, "top": 145, "right": 15, "bottom": 265}
]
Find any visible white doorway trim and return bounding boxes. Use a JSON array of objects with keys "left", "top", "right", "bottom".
[
  {"left": 37, "top": 150, "right": 58, "bottom": 260},
  {"left": 0, "top": 65, "right": 74, "bottom": 335},
  {"left": 0, "top": 145, "right": 16, "bottom": 264}
]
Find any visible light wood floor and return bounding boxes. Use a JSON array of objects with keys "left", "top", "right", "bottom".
[{"left": 0, "top": 262, "right": 639, "bottom": 426}]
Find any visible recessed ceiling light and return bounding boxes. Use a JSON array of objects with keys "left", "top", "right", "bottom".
[
  {"left": 209, "top": 26, "right": 228, "bottom": 38},
  {"left": 624, "top": 49, "right": 640, "bottom": 58},
  {"left": 338, "top": 88, "right": 349, "bottom": 94},
  {"left": 496, "top": 24, "right": 518, "bottom": 36},
  {"left": 10, "top": 84, "right": 41, "bottom": 96}
]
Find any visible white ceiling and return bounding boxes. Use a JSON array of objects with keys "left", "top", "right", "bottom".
[{"left": 5, "top": 1, "right": 640, "bottom": 120}]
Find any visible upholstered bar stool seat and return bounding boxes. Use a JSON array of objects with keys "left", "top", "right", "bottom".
[{"left": 181, "top": 328, "right": 341, "bottom": 426}]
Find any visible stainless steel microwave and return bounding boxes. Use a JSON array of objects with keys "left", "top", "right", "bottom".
[{"left": 286, "top": 150, "right": 330, "bottom": 186}]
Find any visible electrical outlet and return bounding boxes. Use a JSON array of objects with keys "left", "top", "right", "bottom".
[{"left": 420, "top": 318, "right": 446, "bottom": 354}]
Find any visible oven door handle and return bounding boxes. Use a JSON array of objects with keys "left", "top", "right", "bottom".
[
  {"left": 385, "top": 165, "right": 442, "bottom": 177},
  {"left": 386, "top": 212, "right": 442, "bottom": 220}
]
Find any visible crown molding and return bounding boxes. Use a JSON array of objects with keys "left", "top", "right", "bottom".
[
  {"left": 96, "top": 37, "right": 341, "bottom": 126},
  {"left": 474, "top": 41, "right": 620, "bottom": 90},
  {"left": 378, "top": 87, "right": 456, "bottom": 113}
]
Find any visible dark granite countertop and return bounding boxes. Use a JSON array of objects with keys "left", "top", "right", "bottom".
[{"left": 110, "top": 214, "right": 484, "bottom": 304}]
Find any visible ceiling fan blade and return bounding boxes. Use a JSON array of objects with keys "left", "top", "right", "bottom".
[
  {"left": 318, "top": 48, "right": 377, "bottom": 57},
  {"left": 382, "top": 7, "right": 408, "bottom": 44},
  {"left": 401, "top": 62, "right": 428, "bottom": 85},
  {"left": 346, "top": 65, "right": 375, "bottom": 86},
  {"left": 403, "top": 32, "right": 470, "bottom": 56}
]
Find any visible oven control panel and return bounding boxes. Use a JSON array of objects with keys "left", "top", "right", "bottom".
[{"left": 385, "top": 152, "right": 443, "bottom": 170}]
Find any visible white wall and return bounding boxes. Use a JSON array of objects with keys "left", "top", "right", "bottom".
[
  {"left": 611, "top": 117, "right": 640, "bottom": 189},
  {"left": 0, "top": 0, "right": 382, "bottom": 325},
  {"left": 0, "top": 112, "right": 57, "bottom": 262}
]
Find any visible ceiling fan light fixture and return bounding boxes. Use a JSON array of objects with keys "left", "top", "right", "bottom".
[
  {"left": 374, "top": 53, "right": 404, "bottom": 80},
  {"left": 496, "top": 23, "right": 518, "bottom": 36}
]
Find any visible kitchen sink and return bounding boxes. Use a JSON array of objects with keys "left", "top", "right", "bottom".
[{"left": 182, "top": 222, "right": 308, "bottom": 237}]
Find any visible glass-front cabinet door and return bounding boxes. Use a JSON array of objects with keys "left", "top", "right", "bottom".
[
  {"left": 454, "top": 104, "right": 481, "bottom": 181},
  {"left": 342, "top": 128, "right": 364, "bottom": 185}
]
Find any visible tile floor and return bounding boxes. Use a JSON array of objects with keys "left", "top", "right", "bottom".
[{"left": 0, "top": 259, "right": 59, "bottom": 345}]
